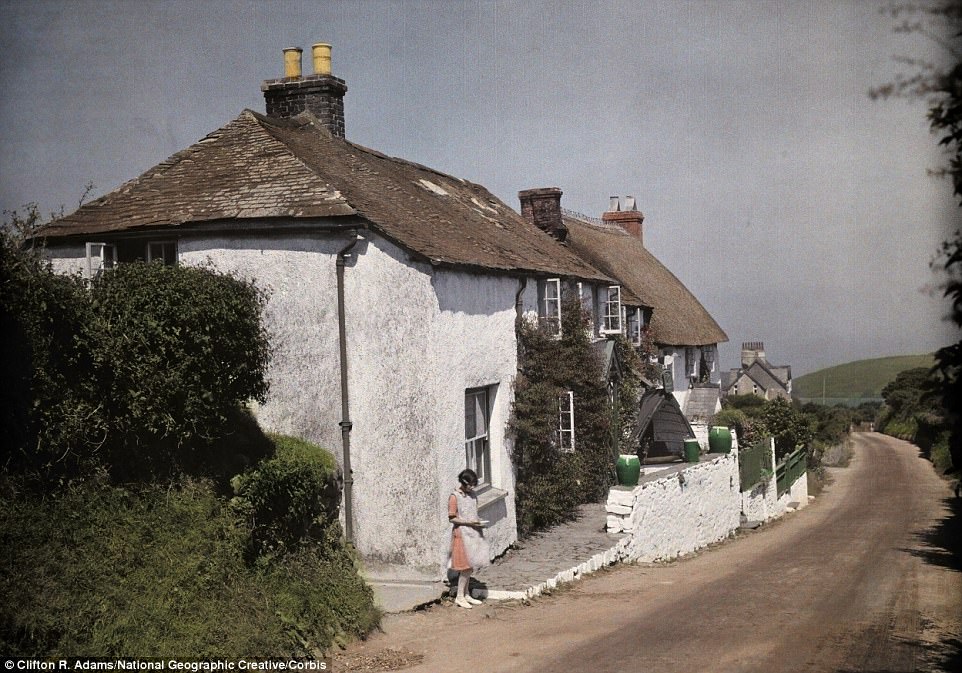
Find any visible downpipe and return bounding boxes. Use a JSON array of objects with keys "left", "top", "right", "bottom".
[{"left": 337, "top": 230, "right": 359, "bottom": 544}]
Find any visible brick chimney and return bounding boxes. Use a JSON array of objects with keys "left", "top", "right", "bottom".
[
  {"left": 262, "top": 43, "right": 347, "bottom": 137},
  {"left": 518, "top": 187, "right": 567, "bottom": 242},
  {"left": 602, "top": 195, "right": 645, "bottom": 244}
]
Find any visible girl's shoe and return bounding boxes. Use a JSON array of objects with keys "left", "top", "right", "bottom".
[
  {"left": 454, "top": 597, "right": 473, "bottom": 609},
  {"left": 465, "top": 595, "right": 483, "bottom": 605}
]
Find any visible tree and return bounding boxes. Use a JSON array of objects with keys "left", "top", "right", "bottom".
[{"left": 872, "top": 1, "right": 962, "bottom": 473}]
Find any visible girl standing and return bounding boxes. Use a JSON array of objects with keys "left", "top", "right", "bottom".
[{"left": 448, "top": 469, "right": 490, "bottom": 608}]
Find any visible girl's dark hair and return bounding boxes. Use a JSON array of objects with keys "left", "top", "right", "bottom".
[{"left": 458, "top": 469, "right": 478, "bottom": 487}]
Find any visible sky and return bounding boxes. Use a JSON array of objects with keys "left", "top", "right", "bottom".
[{"left": 1, "top": 0, "right": 959, "bottom": 376}]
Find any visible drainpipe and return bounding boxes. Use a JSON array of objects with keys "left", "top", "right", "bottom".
[
  {"left": 337, "top": 230, "right": 359, "bottom": 544},
  {"left": 514, "top": 277, "right": 527, "bottom": 327}
]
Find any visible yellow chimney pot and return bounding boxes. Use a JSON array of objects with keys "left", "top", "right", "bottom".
[
  {"left": 312, "top": 43, "right": 332, "bottom": 76},
  {"left": 283, "top": 47, "right": 303, "bottom": 78}
]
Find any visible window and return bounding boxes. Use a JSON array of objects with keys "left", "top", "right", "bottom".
[
  {"left": 147, "top": 241, "right": 178, "bottom": 266},
  {"left": 537, "top": 278, "right": 562, "bottom": 336},
  {"left": 465, "top": 388, "right": 492, "bottom": 487},
  {"left": 626, "top": 307, "right": 643, "bottom": 345},
  {"left": 686, "top": 347, "right": 698, "bottom": 379},
  {"left": 576, "top": 282, "right": 595, "bottom": 335},
  {"left": 85, "top": 242, "right": 116, "bottom": 281},
  {"left": 558, "top": 390, "right": 575, "bottom": 452},
  {"left": 601, "top": 285, "right": 622, "bottom": 334}
]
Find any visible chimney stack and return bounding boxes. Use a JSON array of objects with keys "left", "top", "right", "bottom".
[
  {"left": 262, "top": 43, "right": 347, "bottom": 137},
  {"left": 602, "top": 195, "right": 645, "bottom": 243},
  {"left": 741, "top": 342, "right": 766, "bottom": 367},
  {"left": 518, "top": 188, "right": 567, "bottom": 242}
]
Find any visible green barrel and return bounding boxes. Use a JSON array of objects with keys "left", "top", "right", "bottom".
[
  {"left": 615, "top": 454, "right": 641, "bottom": 487},
  {"left": 683, "top": 439, "right": 701, "bottom": 463},
  {"left": 708, "top": 426, "right": 733, "bottom": 454}
]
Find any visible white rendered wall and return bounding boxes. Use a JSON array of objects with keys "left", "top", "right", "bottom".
[
  {"left": 606, "top": 454, "right": 741, "bottom": 562},
  {"left": 180, "top": 235, "right": 347, "bottom": 454},
  {"left": 343, "top": 236, "right": 521, "bottom": 576},
  {"left": 45, "top": 244, "right": 87, "bottom": 276},
  {"left": 49, "top": 230, "right": 524, "bottom": 578}
]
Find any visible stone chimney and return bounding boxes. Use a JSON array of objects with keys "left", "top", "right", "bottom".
[
  {"left": 262, "top": 43, "right": 347, "bottom": 137},
  {"left": 602, "top": 195, "right": 645, "bottom": 243},
  {"left": 518, "top": 187, "right": 568, "bottom": 242},
  {"left": 741, "top": 341, "right": 766, "bottom": 367}
]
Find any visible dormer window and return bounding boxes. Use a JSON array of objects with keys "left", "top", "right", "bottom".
[
  {"left": 85, "top": 242, "right": 116, "bottom": 281},
  {"left": 601, "top": 285, "right": 622, "bottom": 334}
]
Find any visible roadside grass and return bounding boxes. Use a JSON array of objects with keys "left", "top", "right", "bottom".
[
  {"left": 0, "top": 472, "right": 378, "bottom": 657},
  {"left": 807, "top": 437, "right": 855, "bottom": 497}
]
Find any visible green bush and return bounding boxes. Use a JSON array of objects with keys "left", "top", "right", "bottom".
[
  {"left": 1, "top": 233, "right": 273, "bottom": 484},
  {"left": 510, "top": 293, "right": 613, "bottom": 536},
  {"left": 91, "top": 262, "right": 271, "bottom": 477},
  {"left": 0, "top": 233, "right": 104, "bottom": 480},
  {"left": 0, "top": 474, "right": 377, "bottom": 657},
  {"left": 724, "top": 394, "right": 767, "bottom": 410},
  {"left": 232, "top": 435, "right": 341, "bottom": 555}
]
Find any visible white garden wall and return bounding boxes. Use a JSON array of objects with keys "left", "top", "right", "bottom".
[{"left": 606, "top": 454, "right": 742, "bottom": 562}]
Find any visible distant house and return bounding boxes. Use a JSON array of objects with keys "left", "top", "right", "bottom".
[
  {"left": 517, "top": 191, "right": 728, "bottom": 412},
  {"left": 723, "top": 342, "right": 792, "bottom": 400},
  {"left": 36, "top": 45, "right": 622, "bottom": 582}
]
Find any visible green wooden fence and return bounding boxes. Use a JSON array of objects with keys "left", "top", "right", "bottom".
[
  {"left": 776, "top": 448, "right": 807, "bottom": 497},
  {"left": 738, "top": 438, "right": 774, "bottom": 492}
]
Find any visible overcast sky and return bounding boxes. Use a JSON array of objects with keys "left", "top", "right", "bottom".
[{"left": 1, "top": 0, "right": 959, "bottom": 376}]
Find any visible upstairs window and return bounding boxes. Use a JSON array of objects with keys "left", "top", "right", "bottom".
[
  {"left": 537, "top": 278, "right": 562, "bottom": 336},
  {"left": 626, "top": 307, "right": 643, "bottom": 346},
  {"left": 147, "top": 241, "right": 178, "bottom": 266},
  {"left": 558, "top": 390, "right": 575, "bottom": 452},
  {"left": 85, "top": 242, "right": 116, "bottom": 281},
  {"left": 686, "top": 347, "right": 698, "bottom": 379},
  {"left": 576, "top": 282, "right": 595, "bottom": 336},
  {"left": 601, "top": 285, "right": 622, "bottom": 334},
  {"left": 465, "top": 387, "right": 492, "bottom": 488}
]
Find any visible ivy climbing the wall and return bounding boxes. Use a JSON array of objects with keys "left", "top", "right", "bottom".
[{"left": 510, "top": 292, "right": 614, "bottom": 536}]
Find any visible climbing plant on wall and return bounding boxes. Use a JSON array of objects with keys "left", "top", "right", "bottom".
[{"left": 509, "top": 292, "right": 613, "bottom": 536}]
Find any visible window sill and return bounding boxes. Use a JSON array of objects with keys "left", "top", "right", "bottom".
[{"left": 476, "top": 486, "right": 508, "bottom": 511}]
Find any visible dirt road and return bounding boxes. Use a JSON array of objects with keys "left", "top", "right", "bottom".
[{"left": 337, "top": 433, "right": 961, "bottom": 672}]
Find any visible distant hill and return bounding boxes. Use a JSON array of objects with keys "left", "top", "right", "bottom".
[{"left": 794, "top": 354, "right": 935, "bottom": 402}]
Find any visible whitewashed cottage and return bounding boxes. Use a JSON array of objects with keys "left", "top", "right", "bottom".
[
  {"left": 517, "top": 190, "right": 729, "bottom": 442},
  {"left": 36, "top": 46, "right": 622, "bottom": 586}
]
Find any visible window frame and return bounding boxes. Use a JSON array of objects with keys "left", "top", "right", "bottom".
[
  {"left": 465, "top": 387, "right": 493, "bottom": 488},
  {"left": 600, "top": 285, "right": 623, "bottom": 335},
  {"left": 626, "top": 307, "right": 643, "bottom": 346},
  {"left": 147, "top": 240, "right": 178, "bottom": 266},
  {"left": 538, "top": 277, "right": 562, "bottom": 337},
  {"left": 85, "top": 241, "right": 117, "bottom": 281},
  {"left": 558, "top": 390, "right": 575, "bottom": 453}
]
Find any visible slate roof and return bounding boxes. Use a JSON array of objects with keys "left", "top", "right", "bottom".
[
  {"left": 39, "top": 110, "right": 611, "bottom": 282},
  {"left": 684, "top": 386, "right": 721, "bottom": 421},
  {"left": 561, "top": 213, "right": 728, "bottom": 347},
  {"left": 726, "top": 360, "right": 790, "bottom": 394}
]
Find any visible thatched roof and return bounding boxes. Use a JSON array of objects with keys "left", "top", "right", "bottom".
[
  {"left": 562, "top": 213, "right": 728, "bottom": 347},
  {"left": 39, "top": 110, "right": 611, "bottom": 282}
]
